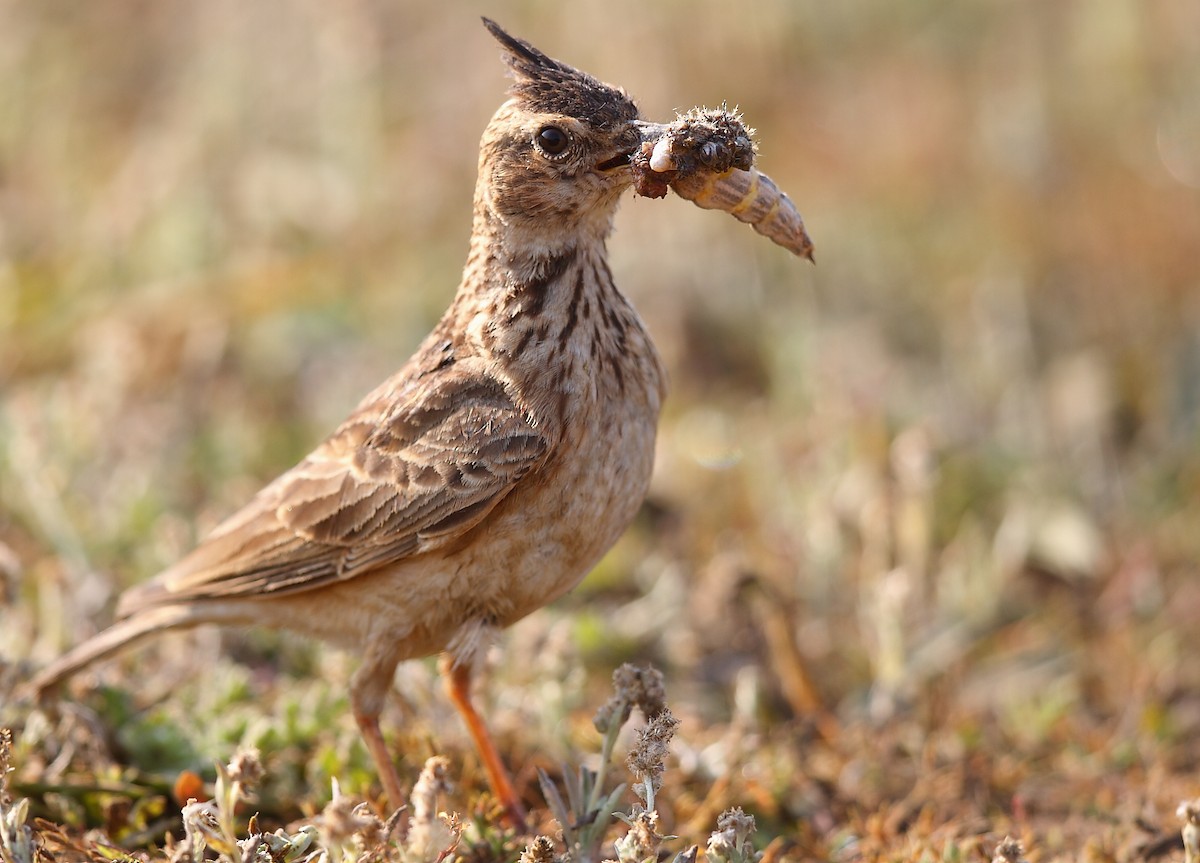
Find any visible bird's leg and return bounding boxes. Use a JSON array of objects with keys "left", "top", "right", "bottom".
[
  {"left": 351, "top": 652, "right": 407, "bottom": 815},
  {"left": 353, "top": 708, "right": 407, "bottom": 815},
  {"left": 439, "top": 654, "right": 527, "bottom": 831}
]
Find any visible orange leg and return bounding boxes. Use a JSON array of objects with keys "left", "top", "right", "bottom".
[
  {"left": 354, "top": 709, "right": 407, "bottom": 815},
  {"left": 442, "top": 659, "right": 527, "bottom": 831}
]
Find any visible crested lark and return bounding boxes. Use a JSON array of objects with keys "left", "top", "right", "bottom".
[{"left": 30, "top": 19, "right": 810, "bottom": 826}]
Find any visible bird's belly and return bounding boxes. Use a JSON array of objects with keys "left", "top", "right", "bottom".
[
  {"left": 462, "top": 395, "right": 660, "bottom": 627},
  {"left": 524, "top": 410, "right": 656, "bottom": 603}
]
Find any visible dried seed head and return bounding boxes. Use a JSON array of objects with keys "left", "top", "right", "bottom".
[
  {"left": 227, "top": 746, "right": 264, "bottom": 789},
  {"left": 403, "top": 758, "right": 458, "bottom": 863},
  {"left": 706, "top": 807, "right": 759, "bottom": 863},
  {"left": 716, "top": 807, "right": 756, "bottom": 838},
  {"left": 627, "top": 708, "right": 679, "bottom": 799},
  {"left": 613, "top": 810, "right": 661, "bottom": 863},
  {"left": 319, "top": 789, "right": 384, "bottom": 850},
  {"left": 181, "top": 798, "right": 222, "bottom": 848},
  {"left": 520, "top": 835, "right": 559, "bottom": 863},
  {"left": 404, "top": 756, "right": 461, "bottom": 862},
  {"left": 674, "top": 846, "right": 699, "bottom": 863},
  {"left": 592, "top": 698, "right": 631, "bottom": 736},
  {"left": 410, "top": 755, "right": 453, "bottom": 824},
  {"left": 406, "top": 811, "right": 462, "bottom": 863},
  {"left": 354, "top": 802, "right": 387, "bottom": 850},
  {"left": 320, "top": 793, "right": 359, "bottom": 846},
  {"left": 616, "top": 663, "right": 667, "bottom": 718},
  {"left": 594, "top": 664, "right": 668, "bottom": 733},
  {"left": 992, "top": 836, "right": 1027, "bottom": 863}
]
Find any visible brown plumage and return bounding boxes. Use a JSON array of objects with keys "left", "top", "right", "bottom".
[{"left": 30, "top": 19, "right": 810, "bottom": 826}]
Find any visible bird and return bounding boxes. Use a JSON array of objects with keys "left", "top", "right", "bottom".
[{"left": 30, "top": 19, "right": 672, "bottom": 828}]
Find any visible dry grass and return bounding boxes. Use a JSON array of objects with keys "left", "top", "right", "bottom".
[{"left": 2, "top": 2, "right": 1199, "bottom": 861}]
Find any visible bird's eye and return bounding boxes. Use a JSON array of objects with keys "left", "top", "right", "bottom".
[{"left": 535, "top": 125, "right": 570, "bottom": 156}]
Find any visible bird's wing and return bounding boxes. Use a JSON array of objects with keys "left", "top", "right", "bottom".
[{"left": 120, "top": 364, "right": 548, "bottom": 610}]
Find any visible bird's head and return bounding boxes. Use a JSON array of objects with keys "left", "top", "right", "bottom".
[{"left": 477, "top": 19, "right": 658, "bottom": 242}]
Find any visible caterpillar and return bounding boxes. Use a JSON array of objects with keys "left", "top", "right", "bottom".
[
  {"left": 669, "top": 165, "right": 814, "bottom": 261},
  {"left": 633, "top": 108, "right": 814, "bottom": 261}
]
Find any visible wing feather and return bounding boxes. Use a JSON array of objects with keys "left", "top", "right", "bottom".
[{"left": 119, "top": 364, "right": 548, "bottom": 612}]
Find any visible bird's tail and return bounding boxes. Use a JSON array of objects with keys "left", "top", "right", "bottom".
[{"left": 26, "top": 603, "right": 237, "bottom": 700}]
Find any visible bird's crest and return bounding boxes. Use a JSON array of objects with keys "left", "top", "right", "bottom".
[{"left": 482, "top": 18, "right": 639, "bottom": 128}]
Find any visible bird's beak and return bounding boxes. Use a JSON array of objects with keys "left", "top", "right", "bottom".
[
  {"left": 632, "top": 120, "right": 670, "bottom": 146},
  {"left": 596, "top": 121, "right": 672, "bottom": 173}
]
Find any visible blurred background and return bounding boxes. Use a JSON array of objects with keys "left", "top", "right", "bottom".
[{"left": 2, "top": 0, "right": 1199, "bottom": 855}]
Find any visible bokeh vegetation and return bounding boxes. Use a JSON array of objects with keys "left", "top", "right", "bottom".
[{"left": 2, "top": 2, "right": 1199, "bottom": 861}]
